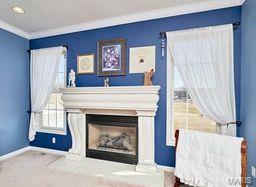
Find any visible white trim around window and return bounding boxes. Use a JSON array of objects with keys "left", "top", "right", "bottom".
[{"left": 166, "top": 46, "right": 175, "bottom": 146}]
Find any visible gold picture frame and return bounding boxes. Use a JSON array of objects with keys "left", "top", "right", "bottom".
[{"left": 77, "top": 53, "right": 95, "bottom": 74}]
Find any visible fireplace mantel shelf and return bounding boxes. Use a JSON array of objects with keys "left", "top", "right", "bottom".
[
  {"left": 61, "top": 86, "right": 160, "bottom": 93},
  {"left": 60, "top": 86, "right": 161, "bottom": 174},
  {"left": 60, "top": 86, "right": 161, "bottom": 113}
]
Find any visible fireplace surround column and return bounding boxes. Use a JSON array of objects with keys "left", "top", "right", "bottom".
[
  {"left": 136, "top": 110, "right": 157, "bottom": 174},
  {"left": 65, "top": 111, "right": 85, "bottom": 161}
]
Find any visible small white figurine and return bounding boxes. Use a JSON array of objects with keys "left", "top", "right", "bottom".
[
  {"left": 104, "top": 78, "right": 109, "bottom": 87},
  {"left": 68, "top": 69, "right": 76, "bottom": 87}
]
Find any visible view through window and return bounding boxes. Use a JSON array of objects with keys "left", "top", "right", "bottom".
[
  {"left": 173, "top": 65, "right": 216, "bottom": 133},
  {"left": 42, "top": 54, "right": 66, "bottom": 131}
]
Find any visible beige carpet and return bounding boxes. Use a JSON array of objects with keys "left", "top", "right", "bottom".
[{"left": 0, "top": 151, "right": 176, "bottom": 187}]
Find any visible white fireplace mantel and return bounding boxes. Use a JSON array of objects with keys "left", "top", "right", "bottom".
[
  {"left": 61, "top": 86, "right": 160, "bottom": 112},
  {"left": 60, "top": 86, "right": 161, "bottom": 174}
]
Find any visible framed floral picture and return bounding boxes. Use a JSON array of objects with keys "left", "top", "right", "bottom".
[
  {"left": 77, "top": 54, "right": 95, "bottom": 74},
  {"left": 97, "top": 38, "right": 126, "bottom": 76}
]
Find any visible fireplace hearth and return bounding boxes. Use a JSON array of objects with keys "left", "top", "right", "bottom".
[{"left": 86, "top": 115, "right": 138, "bottom": 164}]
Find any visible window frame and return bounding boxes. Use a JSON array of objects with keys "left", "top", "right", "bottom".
[
  {"left": 166, "top": 48, "right": 218, "bottom": 146},
  {"left": 166, "top": 48, "right": 175, "bottom": 146},
  {"left": 38, "top": 52, "right": 67, "bottom": 135}
]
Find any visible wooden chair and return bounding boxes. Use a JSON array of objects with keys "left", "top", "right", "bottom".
[{"left": 174, "top": 130, "right": 247, "bottom": 187}]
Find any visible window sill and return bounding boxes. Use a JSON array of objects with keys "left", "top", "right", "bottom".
[{"left": 37, "top": 128, "right": 66, "bottom": 135}]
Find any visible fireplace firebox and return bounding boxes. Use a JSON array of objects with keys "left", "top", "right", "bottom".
[{"left": 86, "top": 115, "right": 138, "bottom": 164}]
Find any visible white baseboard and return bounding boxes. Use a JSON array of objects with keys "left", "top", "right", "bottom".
[
  {"left": 157, "top": 165, "right": 174, "bottom": 172},
  {"left": 0, "top": 146, "right": 68, "bottom": 162},
  {"left": 0, "top": 146, "right": 30, "bottom": 161},
  {"left": 29, "top": 146, "right": 68, "bottom": 155}
]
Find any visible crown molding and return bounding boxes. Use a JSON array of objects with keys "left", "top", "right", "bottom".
[
  {"left": 0, "top": 0, "right": 245, "bottom": 40},
  {"left": 0, "top": 19, "right": 30, "bottom": 39}
]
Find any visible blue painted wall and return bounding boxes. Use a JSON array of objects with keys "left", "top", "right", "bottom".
[
  {"left": 30, "top": 7, "right": 241, "bottom": 167},
  {"left": 0, "top": 29, "right": 30, "bottom": 156},
  {"left": 241, "top": 0, "right": 256, "bottom": 181}
]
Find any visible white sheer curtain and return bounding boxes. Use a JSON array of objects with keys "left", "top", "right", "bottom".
[
  {"left": 29, "top": 46, "right": 65, "bottom": 141},
  {"left": 167, "top": 24, "right": 236, "bottom": 136}
]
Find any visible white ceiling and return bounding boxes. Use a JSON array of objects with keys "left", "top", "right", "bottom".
[
  {"left": 0, "top": 0, "right": 244, "bottom": 39},
  {"left": 0, "top": 0, "right": 204, "bottom": 32}
]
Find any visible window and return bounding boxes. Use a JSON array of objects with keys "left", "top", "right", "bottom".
[
  {"left": 166, "top": 61, "right": 216, "bottom": 146},
  {"left": 173, "top": 65, "right": 216, "bottom": 133},
  {"left": 41, "top": 53, "right": 66, "bottom": 134}
]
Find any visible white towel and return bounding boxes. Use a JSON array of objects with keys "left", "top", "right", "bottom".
[{"left": 174, "top": 129, "right": 243, "bottom": 187}]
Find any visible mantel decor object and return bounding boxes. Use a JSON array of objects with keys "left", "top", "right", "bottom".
[
  {"left": 97, "top": 38, "right": 126, "bottom": 76},
  {"left": 104, "top": 77, "right": 109, "bottom": 87},
  {"left": 68, "top": 69, "right": 76, "bottom": 87},
  {"left": 144, "top": 69, "right": 154, "bottom": 86}
]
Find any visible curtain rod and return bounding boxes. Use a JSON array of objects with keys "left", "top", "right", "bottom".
[
  {"left": 228, "top": 121, "right": 242, "bottom": 125},
  {"left": 159, "top": 22, "right": 241, "bottom": 39},
  {"left": 27, "top": 45, "right": 68, "bottom": 53}
]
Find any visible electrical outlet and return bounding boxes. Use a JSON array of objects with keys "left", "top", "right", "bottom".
[
  {"left": 252, "top": 166, "right": 256, "bottom": 178},
  {"left": 52, "top": 137, "right": 56, "bottom": 144}
]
